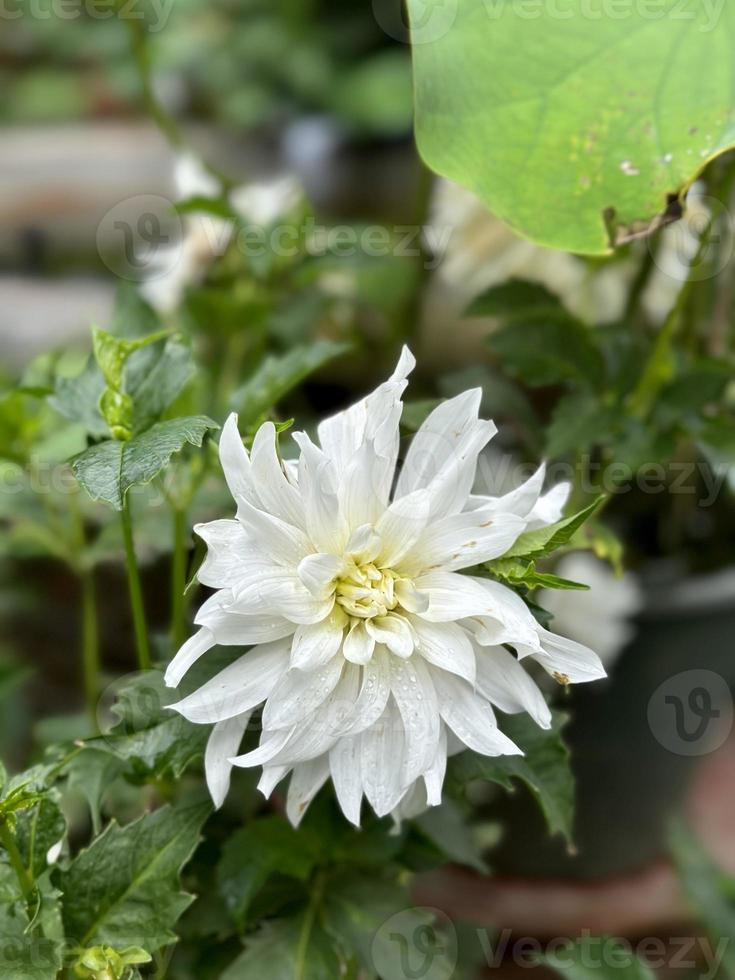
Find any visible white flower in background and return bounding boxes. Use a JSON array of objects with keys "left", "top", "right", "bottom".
[
  {"left": 141, "top": 155, "right": 302, "bottom": 312},
  {"left": 165, "top": 349, "right": 605, "bottom": 826},
  {"left": 541, "top": 553, "right": 641, "bottom": 669}
]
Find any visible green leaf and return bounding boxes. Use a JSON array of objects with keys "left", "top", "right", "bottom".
[
  {"left": 488, "top": 318, "right": 604, "bottom": 389},
  {"left": 15, "top": 795, "right": 66, "bottom": 878},
  {"left": 414, "top": 800, "right": 487, "bottom": 872},
  {"left": 540, "top": 936, "right": 656, "bottom": 979},
  {"left": 0, "top": 901, "right": 63, "bottom": 980},
  {"left": 323, "top": 874, "right": 456, "bottom": 980},
  {"left": 220, "top": 915, "right": 342, "bottom": 980},
  {"left": 465, "top": 279, "right": 568, "bottom": 321},
  {"left": 65, "top": 749, "right": 125, "bottom": 836},
  {"left": 71, "top": 415, "right": 218, "bottom": 509},
  {"left": 128, "top": 337, "right": 196, "bottom": 434},
  {"left": 49, "top": 360, "right": 108, "bottom": 438},
  {"left": 110, "top": 282, "right": 162, "bottom": 339},
  {"left": 488, "top": 558, "right": 590, "bottom": 592},
  {"left": 59, "top": 802, "right": 209, "bottom": 952},
  {"left": 231, "top": 341, "right": 350, "bottom": 428},
  {"left": 449, "top": 710, "right": 574, "bottom": 843},
  {"left": 670, "top": 821, "right": 735, "bottom": 977},
  {"left": 217, "top": 816, "right": 319, "bottom": 928},
  {"left": 546, "top": 392, "right": 618, "bottom": 458},
  {"left": 93, "top": 670, "right": 209, "bottom": 780},
  {"left": 409, "top": 2, "right": 735, "bottom": 254},
  {"left": 503, "top": 497, "right": 605, "bottom": 560}
]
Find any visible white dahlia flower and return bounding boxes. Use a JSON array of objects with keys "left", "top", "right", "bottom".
[{"left": 165, "top": 349, "right": 605, "bottom": 825}]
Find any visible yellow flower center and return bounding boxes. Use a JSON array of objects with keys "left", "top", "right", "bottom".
[{"left": 335, "top": 562, "right": 399, "bottom": 620}]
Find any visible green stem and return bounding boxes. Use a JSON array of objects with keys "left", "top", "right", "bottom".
[
  {"left": 121, "top": 498, "right": 152, "bottom": 672},
  {"left": 0, "top": 820, "right": 33, "bottom": 899},
  {"left": 295, "top": 873, "right": 325, "bottom": 980},
  {"left": 80, "top": 569, "right": 101, "bottom": 729},
  {"left": 171, "top": 508, "right": 187, "bottom": 651},
  {"left": 127, "top": 18, "right": 183, "bottom": 149}
]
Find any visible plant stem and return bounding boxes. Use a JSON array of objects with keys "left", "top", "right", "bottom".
[
  {"left": 69, "top": 492, "right": 101, "bottom": 726},
  {"left": 0, "top": 820, "right": 33, "bottom": 899},
  {"left": 171, "top": 507, "right": 187, "bottom": 651},
  {"left": 295, "top": 872, "right": 325, "bottom": 980},
  {"left": 121, "top": 498, "right": 152, "bottom": 672},
  {"left": 80, "top": 569, "right": 101, "bottom": 730}
]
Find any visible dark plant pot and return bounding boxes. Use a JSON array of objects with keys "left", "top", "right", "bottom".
[{"left": 488, "top": 567, "right": 735, "bottom": 880}]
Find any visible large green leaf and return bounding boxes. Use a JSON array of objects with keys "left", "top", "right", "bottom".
[
  {"left": 449, "top": 710, "right": 574, "bottom": 843},
  {"left": 71, "top": 416, "right": 217, "bottom": 510},
  {"left": 59, "top": 802, "right": 209, "bottom": 952},
  {"left": 409, "top": 1, "right": 735, "bottom": 253}
]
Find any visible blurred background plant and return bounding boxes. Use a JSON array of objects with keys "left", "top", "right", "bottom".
[{"left": 1, "top": 1, "right": 735, "bottom": 977}]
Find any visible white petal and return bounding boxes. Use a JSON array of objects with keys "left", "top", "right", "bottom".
[
  {"left": 194, "top": 519, "right": 253, "bottom": 589},
  {"left": 475, "top": 646, "right": 551, "bottom": 729},
  {"left": 230, "top": 727, "right": 293, "bottom": 768},
  {"left": 297, "top": 554, "right": 346, "bottom": 599},
  {"left": 339, "top": 439, "right": 387, "bottom": 529},
  {"left": 205, "top": 713, "right": 252, "bottom": 809},
  {"left": 218, "top": 413, "right": 259, "bottom": 510},
  {"left": 262, "top": 656, "right": 344, "bottom": 730},
  {"left": 421, "top": 420, "right": 498, "bottom": 520},
  {"left": 526, "top": 481, "right": 571, "bottom": 529},
  {"left": 337, "top": 648, "right": 391, "bottom": 735},
  {"left": 330, "top": 736, "right": 362, "bottom": 826},
  {"left": 473, "top": 463, "right": 546, "bottom": 519},
  {"left": 396, "top": 388, "right": 486, "bottom": 496},
  {"left": 258, "top": 765, "right": 289, "bottom": 799},
  {"left": 394, "top": 580, "right": 430, "bottom": 614},
  {"left": 286, "top": 757, "right": 330, "bottom": 827},
  {"left": 165, "top": 627, "right": 215, "bottom": 688},
  {"left": 294, "top": 432, "right": 348, "bottom": 553},
  {"left": 423, "top": 727, "right": 448, "bottom": 806},
  {"left": 406, "top": 510, "right": 526, "bottom": 574},
  {"left": 343, "top": 620, "right": 376, "bottom": 665},
  {"left": 524, "top": 627, "right": 607, "bottom": 684},
  {"left": 231, "top": 570, "right": 334, "bottom": 625},
  {"left": 366, "top": 614, "right": 415, "bottom": 659},
  {"left": 375, "top": 489, "right": 432, "bottom": 568},
  {"left": 389, "top": 656, "right": 441, "bottom": 787},
  {"left": 360, "top": 699, "right": 407, "bottom": 817},
  {"left": 433, "top": 670, "right": 522, "bottom": 757},
  {"left": 317, "top": 346, "right": 415, "bottom": 470},
  {"left": 169, "top": 639, "right": 290, "bottom": 723},
  {"left": 250, "top": 421, "right": 305, "bottom": 529},
  {"left": 411, "top": 618, "right": 476, "bottom": 685},
  {"left": 195, "top": 596, "right": 296, "bottom": 647},
  {"left": 345, "top": 524, "right": 382, "bottom": 563},
  {"left": 290, "top": 609, "right": 347, "bottom": 670},
  {"left": 236, "top": 497, "right": 312, "bottom": 569}
]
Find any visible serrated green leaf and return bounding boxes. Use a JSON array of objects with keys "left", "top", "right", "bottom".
[
  {"left": 409, "top": 2, "right": 735, "bottom": 254},
  {"left": 220, "top": 915, "right": 342, "bottom": 980},
  {"left": 415, "top": 799, "right": 487, "bottom": 872},
  {"left": 488, "top": 558, "right": 590, "bottom": 592},
  {"left": 65, "top": 749, "right": 125, "bottom": 836},
  {"left": 503, "top": 497, "right": 605, "bottom": 560},
  {"left": 71, "top": 416, "right": 218, "bottom": 509},
  {"left": 49, "top": 360, "right": 108, "bottom": 437},
  {"left": 15, "top": 795, "right": 66, "bottom": 879},
  {"left": 449, "top": 710, "right": 574, "bottom": 843},
  {"left": 60, "top": 802, "right": 209, "bottom": 952},
  {"left": 217, "top": 816, "right": 319, "bottom": 928},
  {"left": 231, "top": 341, "right": 351, "bottom": 427},
  {"left": 93, "top": 671, "right": 208, "bottom": 780}
]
